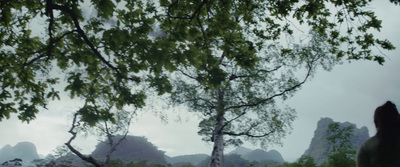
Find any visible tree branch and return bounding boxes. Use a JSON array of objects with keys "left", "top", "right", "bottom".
[
  {"left": 45, "top": 0, "right": 54, "bottom": 61},
  {"left": 220, "top": 110, "right": 247, "bottom": 132},
  {"left": 103, "top": 109, "right": 134, "bottom": 165},
  {"left": 223, "top": 129, "right": 275, "bottom": 138},
  {"left": 228, "top": 66, "right": 282, "bottom": 81},
  {"left": 65, "top": 113, "right": 102, "bottom": 167},
  {"left": 167, "top": 0, "right": 208, "bottom": 21},
  {"left": 23, "top": 30, "right": 76, "bottom": 67},
  {"left": 225, "top": 60, "right": 314, "bottom": 110},
  {"left": 50, "top": 4, "right": 140, "bottom": 83}
]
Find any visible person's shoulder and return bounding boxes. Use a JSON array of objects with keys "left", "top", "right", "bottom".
[{"left": 360, "top": 136, "right": 379, "bottom": 151}]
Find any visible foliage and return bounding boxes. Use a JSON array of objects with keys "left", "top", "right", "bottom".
[
  {"left": 390, "top": 0, "right": 400, "bottom": 5},
  {"left": 0, "top": 0, "right": 178, "bottom": 123},
  {"left": 1, "top": 158, "right": 22, "bottom": 167},
  {"left": 0, "top": 1, "right": 396, "bottom": 166},
  {"left": 29, "top": 158, "right": 56, "bottom": 167},
  {"left": 0, "top": 0, "right": 395, "bottom": 125},
  {"left": 290, "top": 156, "right": 318, "bottom": 167},
  {"left": 320, "top": 123, "right": 356, "bottom": 167},
  {"left": 273, "top": 156, "right": 317, "bottom": 167},
  {"left": 165, "top": 1, "right": 394, "bottom": 165}
]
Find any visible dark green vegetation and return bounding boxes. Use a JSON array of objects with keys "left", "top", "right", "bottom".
[{"left": 0, "top": 0, "right": 396, "bottom": 167}]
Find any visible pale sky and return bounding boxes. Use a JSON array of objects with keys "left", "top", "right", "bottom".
[{"left": 0, "top": 1, "right": 399, "bottom": 163}]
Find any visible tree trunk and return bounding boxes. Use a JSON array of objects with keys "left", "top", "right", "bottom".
[
  {"left": 210, "top": 111, "right": 224, "bottom": 167},
  {"left": 209, "top": 90, "right": 225, "bottom": 167}
]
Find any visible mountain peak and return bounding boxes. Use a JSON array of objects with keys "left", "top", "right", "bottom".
[
  {"left": 228, "top": 147, "right": 285, "bottom": 163},
  {"left": 303, "top": 117, "right": 370, "bottom": 164},
  {"left": 228, "top": 146, "right": 252, "bottom": 156},
  {"left": 0, "top": 141, "right": 40, "bottom": 165}
]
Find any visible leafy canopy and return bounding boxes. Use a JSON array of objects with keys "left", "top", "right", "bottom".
[
  {"left": 165, "top": 0, "right": 395, "bottom": 150},
  {"left": 1, "top": 0, "right": 179, "bottom": 123},
  {"left": 0, "top": 0, "right": 395, "bottom": 126}
]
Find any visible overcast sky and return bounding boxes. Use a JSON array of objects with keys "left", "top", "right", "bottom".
[{"left": 0, "top": 1, "right": 399, "bottom": 163}]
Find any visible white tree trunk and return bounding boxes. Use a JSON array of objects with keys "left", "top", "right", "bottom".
[
  {"left": 210, "top": 89, "right": 225, "bottom": 167},
  {"left": 209, "top": 112, "right": 224, "bottom": 167}
]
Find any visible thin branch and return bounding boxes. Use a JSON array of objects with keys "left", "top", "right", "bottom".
[
  {"left": 228, "top": 66, "right": 282, "bottom": 81},
  {"left": 218, "top": 51, "right": 225, "bottom": 65},
  {"left": 50, "top": 4, "right": 140, "bottom": 83},
  {"left": 51, "top": 4, "right": 116, "bottom": 70},
  {"left": 220, "top": 109, "right": 248, "bottom": 131},
  {"left": 23, "top": 30, "right": 76, "bottom": 67},
  {"left": 197, "top": 15, "right": 208, "bottom": 48},
  {"left": 223, "top": 130, "right": 275, "bottom": 138},
  {"left": 65, "top": 113, "right": 102, "bottom": 167},
  {"left": 179, "top": 69, "right": 198, "bottom": 81},
  {"left": 45, "top": 0, "right": 54, "bottom": 61},
  {"left": 225, "top": 59, "right": 314, "bottom": 111},
  {"left": 104, "top": 110, "right": 135, "bottom": 165},
  {"left": 167, "top": 0, "right": 208, "bottom": 21}
]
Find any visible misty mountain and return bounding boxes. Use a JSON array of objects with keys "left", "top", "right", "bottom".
[
  {"left": 227, "top": 146, "right": 252, "bottom": 156},
  {"left": 0, "top": 142, "right": 39, "bottom": 165},
  {"left": 165, "top": 154, "right": 209, "bottom": 166},
  {"left": 242, "top": 149, "right": 284, "bottom": 163},
  {"left": 303, "top": 117, "right": 370, "bottom": 164},
  {"left": 91, "top": 135, "right": 167, "bottom": 165},
  {"left": 197, "top": 154, "right": 249, "bottom": 167},
  {"left": 166, "top": 146, "right": 285, "bottom": 167},
  {"left": 228, "top": 147, "right": 285, "bottom": 163}
]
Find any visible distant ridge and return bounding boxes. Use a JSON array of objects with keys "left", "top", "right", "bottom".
[
  {"left": 165, "top": 154, "right": 209, "bottom": 166},
  {"left": 91, "top": 135, "right": 167, "bottom": 165},
  {"left": 228, "top": 146, "right": 252, "bottom": 156},
  {"left": 228, "top": 146, "right": 285, "bottom": 163}
]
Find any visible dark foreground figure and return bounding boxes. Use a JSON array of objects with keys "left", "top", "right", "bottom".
[{"left": 357, "top": 101, "right": 400, "bottom": 167}]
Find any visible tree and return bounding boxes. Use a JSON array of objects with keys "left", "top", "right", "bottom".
[
  {"left": 0, "top": 1, "right": 396, "bottom": 167},
  {"left": 162, "top": 1, "right": 394, "bottom": 167},
  {"left": 1, "top": 158, "right": 22, "bottom": 167}
]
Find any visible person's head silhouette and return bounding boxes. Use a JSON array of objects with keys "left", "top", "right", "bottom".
[
  {"left": 374, "top": 101, "right": 400, "bottom": 136},
  {"left": 357, "top": 101, "right": 400, "bottom": 167}
]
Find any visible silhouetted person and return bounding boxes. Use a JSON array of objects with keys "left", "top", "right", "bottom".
[{"left": 357, "top": 101, "right": 400, "bottom": 167}]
